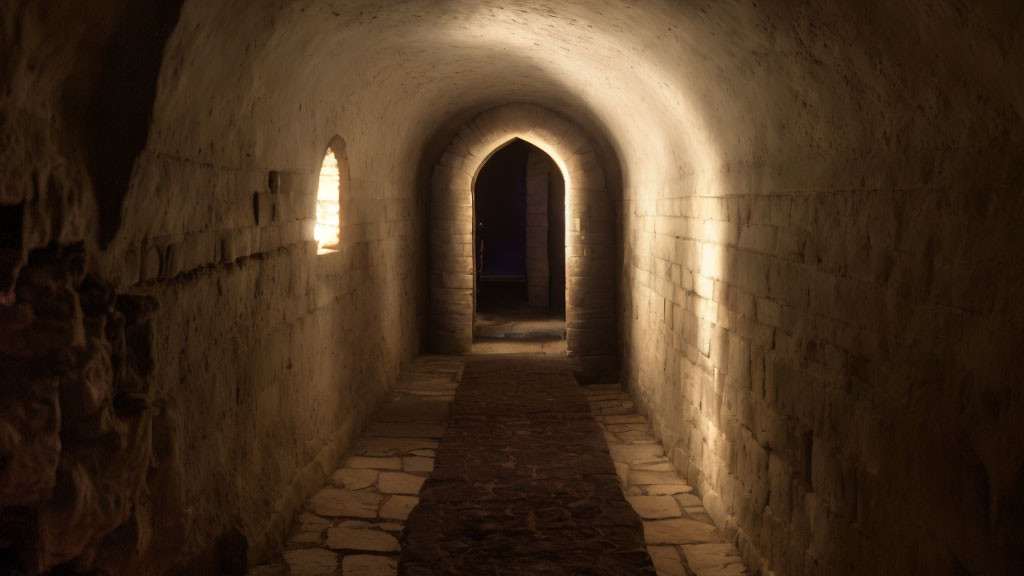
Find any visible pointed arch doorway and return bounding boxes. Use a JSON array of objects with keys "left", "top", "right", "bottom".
[
  {"left": 429, "top": 103, "right": 618, "bottom": 366},
  {"left": 473, "top": 138, "right": 566, "bottom": 341}
]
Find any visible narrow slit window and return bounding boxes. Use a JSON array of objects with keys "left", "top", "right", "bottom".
[{"left": 315, "top": 143, "right": 343, "bottom": 254}]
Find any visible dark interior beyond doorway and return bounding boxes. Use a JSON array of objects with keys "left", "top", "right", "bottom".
[{"left": 474, "top": 139, "right": 565, "bottom": 340}]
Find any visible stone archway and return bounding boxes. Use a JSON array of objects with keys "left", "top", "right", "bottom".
[{"left": 430, "top": 103, "right": 616, "bottom": 357}]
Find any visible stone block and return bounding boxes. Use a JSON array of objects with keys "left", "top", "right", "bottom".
[
  {"left": 378, "top": 472, "right": 426, "bottom": 495},
  {"left": 282, "top": 548, "right": 338, "bottom": 576},
  {"left": 380, "top": 495, "right": 418, "bottom": 520},
  {"left": 329, "top": 467, "right": 378, "bottom": 487},
  {"left": 307, "top": 488, "right": 382, "bottom": 518},
  {"left": 755, "top": 297, "right": 782, "bottom": 328},
  {"left": 768, "top": 260, "right": 810, "bottom": 311},
  {"left": 626, "top": 495, "right": 682, "bottom": 519},
  {"left": 325, "top": 526, "right": 399, "bottom": 552},
  {"left": 342, "top": 555, "right": 398, "bottom": 576},
  {"left": 643, "top": 518, "right": 723, "bottom": 545}
]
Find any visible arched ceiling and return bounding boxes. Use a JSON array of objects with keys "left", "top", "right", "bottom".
[
  {"left": 135, "top": 0, "right": 1021, "bottom": 213},
  {"left": 7, "top": 0, "right": 1021, "bottom": 256}
]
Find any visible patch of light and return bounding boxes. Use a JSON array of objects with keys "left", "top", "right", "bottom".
[
  {"left": 700, "top": 241, "right": 723, "bottom": 280},
  {"left": 315, "top": 148, "right": 340, "bottom": 254},
  {"left": 528, "top": 139, "right": 572, "bottom": 192}
]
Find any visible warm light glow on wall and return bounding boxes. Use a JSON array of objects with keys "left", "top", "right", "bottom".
[
  {"left": 476, "top": 137, "right": 572, "bottom": 193},
  {"left": 315, "top": 147, "right": 341, "bottom": 254}
]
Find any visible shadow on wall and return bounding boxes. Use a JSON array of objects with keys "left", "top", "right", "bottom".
[
  {"left": 474, "top": 139, "right": 530, "bottom": 279},
  {"left": 61, "top": 0, "right": 184, "bottom": 247}
]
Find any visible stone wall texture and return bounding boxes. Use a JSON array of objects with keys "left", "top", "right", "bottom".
[{"left": 1, "top": 0, "right": 1022, "bottom": 574}]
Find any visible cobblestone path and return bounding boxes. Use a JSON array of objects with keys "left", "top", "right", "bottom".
[
  {"left": 400, "top": 357, "right": 655, "bottom": 575},
  {"left": 249, "top": 352, "right": 749, "bottom": 576}
]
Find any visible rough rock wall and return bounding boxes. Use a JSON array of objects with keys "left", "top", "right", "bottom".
[
  {"left": 1, "top": 1, "right": 426, "bottom": 573},
  {"left": 1, "top": 2, "right": 179, "bottom": 572},
  {"left": 0, "top": 245, "right": 174, "bottom": 574}
]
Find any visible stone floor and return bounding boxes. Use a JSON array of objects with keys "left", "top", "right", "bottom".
[
  {"left": 247, "top": 356, "right": 461, "bottom": 576},
  {"left": 582, "top": 385, "right": 748, "bottom": 576},
  {"left": 470, "top": 337, "right": 567, "bottom": 357},
  {"left": 473, "top": 312, "right": 566, "bottom": 340},
  {"left": 248, "top": 349, "right": 748, "bottom": 576},
  {"left": 401, "top": 356, "right": 654, "bottom": 575}
]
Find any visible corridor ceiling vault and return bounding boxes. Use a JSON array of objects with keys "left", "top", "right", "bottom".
[{"left": 1, "top": 1, "right": 1022, "bottom": 575}]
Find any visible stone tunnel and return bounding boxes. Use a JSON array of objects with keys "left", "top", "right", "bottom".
[{"left": 1, "top": 1, "right": 1022, "bottom": 575}]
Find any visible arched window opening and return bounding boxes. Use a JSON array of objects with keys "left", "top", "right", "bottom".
[{"left": 315, "top": 139, "right": 346, "bottom": 254}]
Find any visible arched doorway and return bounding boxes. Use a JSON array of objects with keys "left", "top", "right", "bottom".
[
  {"left": 429, "top": 103, "right": 617, "bottom": 362},
  {"left": 473, "top": 139, "right": 566, "bottom": 341}
]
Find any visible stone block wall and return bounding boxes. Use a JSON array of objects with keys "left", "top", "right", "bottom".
[
  {"left": 0, "top": 150, "right": 425, "bottom": 574},
  {"left": 623, "top": 180, "right": 1024, "bottom": 575},
  {"left": 429, "top": 104, "right": 616, "bottom": 359},
  {"left": 103, "top": 149, "right": 426, "bottom": 571}
]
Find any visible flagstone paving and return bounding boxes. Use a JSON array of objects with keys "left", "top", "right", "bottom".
[
  {"left": 582, "top": 384, "right": 749, "bottom": 576},
  {"left": 248, "top": 352, "right": 748, "bottom": 576},
  {"left": 247, "top": 356, "right": 461, "bottom": 576}
]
